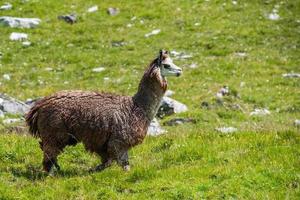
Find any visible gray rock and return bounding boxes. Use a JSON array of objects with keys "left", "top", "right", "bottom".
[
  {"left": 58, "top": 14, "right": 77, "bottom": 24},
  {"left": 282, "top": 73, "right": 300, "bottom": 78},
  {"left": 107, "top": 7, "right": 120, "bottom": 16},
  {"left": 157, "top": 97, "right": 188, "bottom": 118},
  {"left": 0, "top": 16, "right": 41, "bottom": 28},
  {"left": 0, "top": 3, "right": 12, "bottom": 10},
  {"left": 147, "top": 118, "right": 165, "bottom": 136},
  {"left": 9, "top": 32, "right": 28, "bottom": 41},
  {"left": 163, "top": 118, "right": 196, "bottom": 126},
  {"left": 215, "top": 127, "right": 237, "bottom": 134},
  {"left": 0, "top": 93, "right": 30, "bottom": 115}
]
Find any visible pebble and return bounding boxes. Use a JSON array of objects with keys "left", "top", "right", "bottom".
[
  {"left": 3, "top": 74, "right": 10, "bottom": 80},
  {"left": 92, "top": 67, "right": 105, "bottom": 73},
  {"left": 294, "top": 119, "right": 300, "bottom": 127},
  {"left": 58, "top": 14, "right": 77, "bottom": 24},
  {"left": 107, "top": 7, "right": 120, "bottom": 16},
  {"left": 250, "top": 108, "right": 271, "bottom": 116},
  {"left": 282, "top": 73, "right": 300, "bottom": 78},
  {"left": 22, "top": 41, "right": 31, "bottom": 47},
  {"left": 0, "top": 3, "right": 12, "bottom": 10}
]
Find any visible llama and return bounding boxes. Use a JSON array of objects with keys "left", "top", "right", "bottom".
[{"left": 26, "top": 50, "right": 182, "bottom": 173}]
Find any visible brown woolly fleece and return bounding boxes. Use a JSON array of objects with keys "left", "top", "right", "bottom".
[{"left": 26, "top": 50, "right": 173, "bottom": 172}]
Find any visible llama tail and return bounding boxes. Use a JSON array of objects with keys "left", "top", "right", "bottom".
[{"left": 25, "top": 103, "right": 40, "bottom": 138}]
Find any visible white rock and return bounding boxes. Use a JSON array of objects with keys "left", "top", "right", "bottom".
[
  {"left": 10, "top": 32, "right": 28, "bottom": 41},
  {"left": 0, "top": 3, "right": 12, "bottom": 10},
  {"left": 22, "top": 41, "right": 31, "bottom": 46},
  {"left": 107, "top": 7, "right": 120, "bottom": 16},
  {"left": 216, "top": 127, "right": 237, "bottom": 134},
  {"left": 157, "top": 96, "right": 188, "bottom": 118},
  {"left": 0, "top": 16, "right": 41, "bottom": 28},
  {"left": 268, "top": 13, "right": 280, "bottom": 21},
  {"left": 189, "top": 63, "right": 198, "bottom": 69},
  {"left": 87, "top": 5, "right": 98, "bottom": 13},
  {"left": 194, "top": 22, "right": 200, "bottom": 26},
  {"left": 282, "top": 73, "right": 300, "bottom": 78},
  {"left": 145, "top": 29, "right": 161, "bottom": 37},
  {"left": 250, "top": 108, "right": 271, "bottom": 116},
  {"left": 3, "top": 118, "right": 21, "bottom": 124},
  {"left": 235, "top": 52, "right": 247, "bottom": 57},
  {"left": 103, "top": 77, "right": 110, "bottom": 81},
  {"left": 3, "top": 74, "right": 10, "bottom": 80},
  {"left": 147, "top": 118, "right": 165, "bottom": 136},
  {"left": 45, "top": 67, "right": 53, "bottom": 71},
  {"left": 165, "top": 90, "right": 174, "bottom": 97},
  {"left": 126, "top": 23, "right": 133, "bottom": 28},
  {"left": 131, "top": 16, "right": 136, "bottom": 21},
  {"left": 92, "top": 67, "right": 105, "bottom": 73},
  {"left": 0, "top": 94, "right": 30, "bottom": 114},
  {"left": 232, "top": 0, "right": 237, "bottom": 5},
  {"left": 0, "top": 110, "right": 4, "bottom": 118},
  {"left": 294, "top": 119, "right": 300, "bottom": 127}
]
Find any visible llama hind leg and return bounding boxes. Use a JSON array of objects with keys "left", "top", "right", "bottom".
[{"left": 41, "top": 142, "right": 64, "bottom": 173}]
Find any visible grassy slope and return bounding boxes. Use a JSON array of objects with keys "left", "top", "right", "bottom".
[{"left": 0, "top": 0, "right": 299, "bottom": 199}]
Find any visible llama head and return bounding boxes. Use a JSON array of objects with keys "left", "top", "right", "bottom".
[{"left": 158, "top": 50, "right": 182, "bottom": 77}]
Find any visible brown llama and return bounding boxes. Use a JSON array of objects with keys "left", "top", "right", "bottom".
[{"left": 26, "top": 50, "right": 182, "bottom": 173}]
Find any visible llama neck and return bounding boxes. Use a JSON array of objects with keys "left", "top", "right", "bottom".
[{"left": 133, "top": 74, "right": 166, "bottom": 121}]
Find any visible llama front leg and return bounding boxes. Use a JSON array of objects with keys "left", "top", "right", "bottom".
[{"left": 117, "top": 151, "right": 130, "bottom": 171}]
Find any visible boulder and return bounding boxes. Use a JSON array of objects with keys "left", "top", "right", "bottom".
[
  {"left": 0, "top": 16, "right": 41, "bottom": 28},
  {"left": 147, "top": 118, "right": 165, "bottom": 136},
  {"left": 156, "top": 97, "right": 188, "bottom": 118},
  {"left": 0, "top": 93, "right": 30, "bottom": 115}
]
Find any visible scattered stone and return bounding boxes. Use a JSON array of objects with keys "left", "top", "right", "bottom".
[
  {"left": 234, "top": 52, "right": 247, "bottom": 57},
  {"left": 103, "top": 77, "right": 110, "bottom": 81},
  {"left": 194, "top": 22, "right": 200, "bottom": 26},
  {"left": 111, "top": 40, "right": 126, "bottom": 47},
  {"left": 232, "top": 0, "right": 237, "bottom": 5},
  {"left": 126, "top": 23, "right": 133, "bottom": 28},
  {"left": 216, "top": 86, "right": 229, "bottom": 98},
  {"left": 3, "top": 74, "right": 10, "bottom": 80},
  {"left": 3, "top": 118, "right": 21, "bottom": 124},
  {"left": 107, "top": 7, "right": 120, "bottom": 16},
  {"left": 45, "top": 67, "right": 53, "bottom": 71},
  {"left": 131, "top": 16, "right": 136, "bottom": 21},
  {"left": 0, "top": 3, "right": 12, "bottom": 10},
  {"left": 145, "top": 29, "right": 161, "bottom": 38},
  {"left": 170, "top": 50, "right": 193, "bottom": 59},
  {"left": 22, "top": 41, "right": 31, "bottom": 47},
  {"left": 294, "top": 119, "right": 300, "bottom": 127},
  {"left": 268, "top": 8, "right": 280, "bottom": 21},
  {"left": 163, "top": 118, "right": 196, "bottom": 126},
  {"left": 147, "top": 118, "right": 165, "bottom": 136},
  {"left": 0, "top": 16, "right": 41, "bottom": 28},
  {"left": 250, "top": 108, "right": 271, "bottom": 116},
  {"left": 157, "top": 97, "right": 188, "bottom": 118},
  {"left": 189, "top": 63, "right": 198, "bottom": 69},
  {"left": 9, "top": 32, "right": 28, "bottom": 41},
  {"left": 87, "top": 5, "right": 98, "bottom": 13},
  {"left": 92, "top": 67, "right": 105, "bottom": 73},
  {"left": 240, "top": 82, "right": 245, "bottom": 87},
  {"left": 215, "top": 127, "right": 237, "bottom": 134},
  {"left": 165, "top": 90, "right": 174, "bottom": 97},
  {"left": 58, "top": 14, "right": 77, "bottom": 24},
  {"left": 0, "top": 93, "right": 30, "bottom": 114},
  {"left": 282, "top": 73, "right": 300, "bottom": 78}
]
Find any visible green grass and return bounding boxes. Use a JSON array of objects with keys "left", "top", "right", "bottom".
[{"left": 0, "top": 0, "right": 299, "bottom": 199}]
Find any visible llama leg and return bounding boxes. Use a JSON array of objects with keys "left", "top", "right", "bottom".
[
  {"left": 117, "top": 151, "right": 130, "bottom": 171},
  {"left": 41, "top": 141, "right": 63, "bottom": 173}
]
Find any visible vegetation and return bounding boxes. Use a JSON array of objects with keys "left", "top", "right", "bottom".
[{"left": 0, "top": 0, "right": 299, "bottom": 199}]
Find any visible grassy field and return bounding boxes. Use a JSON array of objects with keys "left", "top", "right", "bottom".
[{"left": 0, "top": 0, "right": 299, "bottom": 199}]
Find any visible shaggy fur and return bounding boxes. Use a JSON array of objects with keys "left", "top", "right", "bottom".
[{"left": 26, "top": 50, "right": 176, "bottom": 172}]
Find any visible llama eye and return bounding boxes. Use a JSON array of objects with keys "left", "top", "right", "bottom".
[{"left": 163, "top": 64, "right": 170, "bottom": 69}]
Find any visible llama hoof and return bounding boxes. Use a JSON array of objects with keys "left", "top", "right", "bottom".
[{"left": 123, "top": 165, "right": 130, "bottom": 171}]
